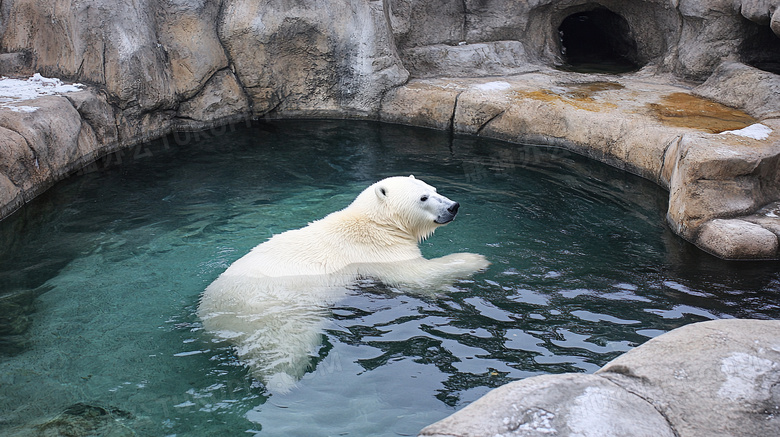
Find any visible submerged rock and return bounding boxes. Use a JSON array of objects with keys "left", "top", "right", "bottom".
[
  {"left": 0, "top": 288, "right": 38, "bottom": 354},
  {"left": 7, "top": 403, "right": 135, "bottom": 437}
]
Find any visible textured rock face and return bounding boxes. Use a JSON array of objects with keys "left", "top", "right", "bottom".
[
  {"left": 421, "top": 319, "right": 780, "bottom": 437},
  {"left": 388, "top": 0, "right": 780, "bottom": 80},
  {"left": 218, "top": 0, "right": 408, "bottom": 116},
  {"left": 1, "top": 0, "right": 780, "bottom": 260},
  {"left": 0, "top": 0, "right": 408, "bottom": 216},
  {"left": 420, "top": 373, "right": 676, "bottom": 437}
]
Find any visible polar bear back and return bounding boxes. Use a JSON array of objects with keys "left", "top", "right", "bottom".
[{"left": 223, "top": 209, "right": 424, "bottom": 278}]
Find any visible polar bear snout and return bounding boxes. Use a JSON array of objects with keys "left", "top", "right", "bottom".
[{"left": 435, "top": 200, "right": 459, "bottom": 224}]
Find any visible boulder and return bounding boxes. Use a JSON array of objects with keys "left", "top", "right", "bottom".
[
  {"left": 420, "top": 373, "right": 675, "bottom": 437},
  {"left": 6, "top": 403, "right": 135, "bottom": 437},
  {"left": 155, "top": 0, "right": 229, "bottom": 101},
  {"left": 665, "top": 119, "right": 780, "bottom": 244},
  {"left": 598, "top": 319, "right": 780, "bottom": 437},
  {"left": 697, "top": 218, "right": 779, "bottom": 259},
  {"left": 420, "top": 319, "right": 780, "bottom": 437},
  {"left": 740, "top": 0, "right": 777, "bottom": 26},
  {"left": 0, "top": 96, "right": 84, "bottom": 190}
]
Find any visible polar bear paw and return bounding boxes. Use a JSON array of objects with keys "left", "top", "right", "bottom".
[{"left": 433, "top": 252, "right": 490, "bottom": 274}]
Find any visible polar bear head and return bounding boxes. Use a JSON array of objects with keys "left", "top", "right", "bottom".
[{"left": 353, "top": 175, "right": 460, "bottom": 242}]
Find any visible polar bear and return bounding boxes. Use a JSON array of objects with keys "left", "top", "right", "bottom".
[{"left": 198, "top": 175, "right": 489, "bottom": 393}]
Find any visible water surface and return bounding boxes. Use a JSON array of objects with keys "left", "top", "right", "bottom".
[{"left": 1, "top": 120, "right": 778, "bottom": 436}]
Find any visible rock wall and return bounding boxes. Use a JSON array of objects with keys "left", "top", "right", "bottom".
[
  {"left": 0, "top": 0, "right": 409, "bottom": 119},
  {"left": 3, "top": 0, "right": 778, "bottom": 120},
  {"left": 1, "top": 0, "right": 780, "bottom": 259}
]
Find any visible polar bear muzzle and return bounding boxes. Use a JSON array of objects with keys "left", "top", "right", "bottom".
[{"left": 434, "top": 200, "right": 459, "bottom": 224}]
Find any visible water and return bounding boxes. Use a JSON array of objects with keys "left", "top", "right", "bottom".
[{"left": 1, "top": 120, "right": 778, "bottom": 436}]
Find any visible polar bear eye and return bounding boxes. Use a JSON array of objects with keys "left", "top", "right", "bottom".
[{"left": 420, "top": 195, "right": 429, "bottom": 202}]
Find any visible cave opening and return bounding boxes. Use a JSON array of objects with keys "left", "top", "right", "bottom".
[
  {"left": 740, "top": 21, "right": 780, "bottom": 75},
  {"left": 558, "top": 7, "right": 640, "bottom": 74}
]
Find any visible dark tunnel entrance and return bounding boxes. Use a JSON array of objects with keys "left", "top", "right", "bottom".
[
  {"left": 558, "top": 8, "right": 640, "bottom": 74},
  {"left": 740, "top": 21, "right": 780, "bottom": 75}
]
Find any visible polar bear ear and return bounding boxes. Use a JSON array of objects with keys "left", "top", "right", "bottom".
[
  {"left": 375, "top": 185, "right": 387, "bottom": 200},
  {"left": 409, "top": 175, "right": 415, "bottom": 179}
]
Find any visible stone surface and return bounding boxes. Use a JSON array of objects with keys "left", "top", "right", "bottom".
[
  {"left": 6, "top": 403, "right": 135, "bottom": 437},
  {"left": 695, "top": 62, "right": 780, "bottom": 119},
  {"left": 419, "top": 373, "right": 675, "bottom": 437},
  {"left": 177, "top": 68, "right": 251, "bottom": 126},
  {"left": 598, "top": 319, "right": 780, "bottom": 437},
  {"left": 401, "top": 41, "right": 536, "bottom": 78},
  {"left": 664, "top": 118, "right": 780, "bottom": 245},
  {"left": 420, "top": 319, "right": 780, "bottom": 437},
  {"left": 0, "top": 52, "right": 31, "bottom": 76},
  {"left": 156, "top": 0, "right": 229, "bottom": 101},
  {"left": 697, "top": 218, "right": 779, "bottom": 259},
  {"left": 218, "top": 0, "right": 408, "bottom": 117},
  {"left": 773, "top": 7, "right": 780, "bottom": 35},
  {"left": 740, "top": 0, "right": 779, "bottom": 27},
  {"left": 1, "top": 0, "right": 780, "bottom": 263},
  {"left": 742, "top": 201, "right": 780, "bottom": 237}
]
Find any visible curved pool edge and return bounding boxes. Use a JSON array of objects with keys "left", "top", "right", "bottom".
[{"left": 1, "top": 68, "right": 780, "bottom": 260}]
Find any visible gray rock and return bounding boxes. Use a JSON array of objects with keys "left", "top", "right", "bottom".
[
  {"left": 1, "top": 0, "right": 780, "bottom": 259},
  {"left": 419, "top": 373, "right": 674, "bottom": 437},
  {"left": 742, "top": 201, "right": 780, "bottom": 237},
  {"left": 6, "top": 403, "right": 135, "bottom": 437},
  {"left": 598, "top": 319, "right": 780, "bottom": 437},
  {"left": 0, "top": 52, "right": 32, "bottom": 76},
  {"left": 740, "top": 0, "right": 777, "bottom": 26},
  {"left": 156, "top": 0, "right": 229, "bottom": 101},
  {"left": 0, "top": 96, "right": 83, "bottom": 190},
  {"left": 401, "top": 41, "right": 536, "bottom": 78},
  {"left": 773, "top": 7, "right": 780, "bottom": 35},
  {"left": 218, "top": 0, "right": 407, "bottom": 117},
  {"left": 695, "top": 62, "right": 780, "bottom": 119},
  {"left": 389, "top": 0, "right": 466, "bottom": 49},
  {"left": 697, "top": 218, "right": 779, "bottom": 259},
  {"left": 420, "top": 319, "right": 780, "bottom": 437},
  {"left": 665, "top": 118, "right": 780, "bottom": 245},
  {"left": 177, "top": 69, "right": 250, "bottom": 126}
]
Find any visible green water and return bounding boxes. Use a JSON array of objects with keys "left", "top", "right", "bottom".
[{"left": 1, "top": 120, "right": 778, "bottom": 436}]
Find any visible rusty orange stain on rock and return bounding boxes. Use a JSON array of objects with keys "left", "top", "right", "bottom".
[
  {"left": 647, "top": 92, "right": 756, "bottom": 133},
  {"left": 512, "top": 81, "right": 623, "bottom": 112}
]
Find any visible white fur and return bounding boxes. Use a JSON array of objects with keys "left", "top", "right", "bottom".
[{"left": 198, "top": 176, "right": 489, "bottom": 393}]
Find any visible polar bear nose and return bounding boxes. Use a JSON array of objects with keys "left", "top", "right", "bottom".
[{"left": 448, "top": 202, "right": 460, "bottom": 214}]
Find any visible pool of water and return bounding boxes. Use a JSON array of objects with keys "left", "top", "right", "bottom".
[{"left": 1, "top": 120, "right": 779, "bottom": 436}]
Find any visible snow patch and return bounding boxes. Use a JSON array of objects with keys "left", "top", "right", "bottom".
[
  {"left": 568, "top": 387, "right": 622, "bottom": 436},
  {"left": 718, "top": 352, "right": 779, "bottom": 402},
  {"left": 8, "top": 105, "right": 39, "bottom": 113},
  {"left": 0, "top": 73, "right": 84, "bottom": 113},
  {"left": 474, "top": 81, "right": 511, "bottom": 92},
  {"left": 720, "top": 123, "right": 772, "bottom": 140},
  {"left": 512, "top": 408, "right": 557, "bottom": 435}
]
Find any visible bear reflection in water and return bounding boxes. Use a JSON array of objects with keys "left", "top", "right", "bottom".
[{"left": 198, "top": 176, "right": 490, "bottom": 393}]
